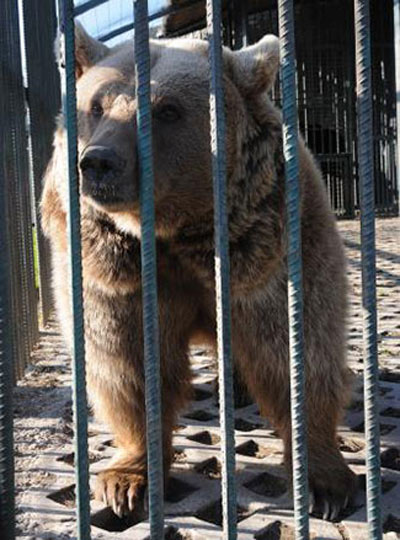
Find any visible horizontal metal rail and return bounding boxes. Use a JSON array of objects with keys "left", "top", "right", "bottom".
[
  {"left": 74, "top": 0, "right": 108, "bottom": 16},
  {"left": 99, "top": 0, "right": 199, "bottom": 42}
]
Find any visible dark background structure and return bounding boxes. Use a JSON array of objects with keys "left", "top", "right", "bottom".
[{"left": 162, "top": 0, "right": 399, "bottom": 218}]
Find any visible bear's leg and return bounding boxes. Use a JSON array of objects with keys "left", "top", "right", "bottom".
[
  {"left": 91, "top": 351, "right": 191, "bottom": 518},
  {"left": 93, "top": 388, "right": 148, "bottom": 518},
  {"left": 238, "top": 359, "right": 357, "bottom": 520},
  {"left": 279, "top": 396, "right": 358, "bottom": 520}
]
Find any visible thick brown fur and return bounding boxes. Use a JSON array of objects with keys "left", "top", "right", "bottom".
[{"left": 41, "top": 25, "right": 357, "bottom": 519}]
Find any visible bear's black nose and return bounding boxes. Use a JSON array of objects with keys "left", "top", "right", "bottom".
[{"left": 80, "top": 146, "right": 126, "bottom": 184}]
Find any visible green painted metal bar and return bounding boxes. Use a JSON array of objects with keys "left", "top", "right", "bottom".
[
  {"left": 394, "top": 0, "right": 400, "bottom": 216},
  {"left": 206, "top": 1, "right": 237, "bottom": 538},
  {"left": 277, "top": 1, "right": 309, "bottom": 539},
  {"left": 133, "top": 1, "right": 164, "bottom": 537},
  {"left": 1, "top": 0, "right": 37, "bottom": 381},
  {"left": 16, "top": 0, "right": 40, "bottom": 354},
  {"left": 6, "top": 8, "right": 31, "bottom": 378},
  {"left": 0, "top": 195, "right": 15, "bottom": 540},
  {"left": 58, "top": 1, "right": 91, "bottom": 538},
  {"left": 21, "top": 0, "right": 60, "bottom": 327},
  {"left": 354, "top": 1, "right": 382, "bottom": 538},
  {"left": 0, "top": 0, "right": 17, "bottom": 534}
]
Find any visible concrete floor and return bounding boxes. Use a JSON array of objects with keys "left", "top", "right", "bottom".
[{"left": 14, "top": 218, "right": 400, "bottom": 539}]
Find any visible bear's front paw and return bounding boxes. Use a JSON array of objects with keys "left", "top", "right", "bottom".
[
  {"left": 308, "top": 453, "right": 358, "bottom": 522},
  {"left": 95, "top": 469, "right": 146, "bottom": 518}
]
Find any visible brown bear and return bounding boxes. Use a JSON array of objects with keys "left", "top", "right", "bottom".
[{"left": 41, "top": 23, "right": 357, "bottom": 520}]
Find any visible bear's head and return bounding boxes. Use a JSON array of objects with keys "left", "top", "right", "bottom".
[{"left": 51, "top": 23, "right": 280, "bottom": 238}]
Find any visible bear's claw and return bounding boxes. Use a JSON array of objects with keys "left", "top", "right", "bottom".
[
  {"left": 308, "top": 469, "right": 356, "bottom": 522},
  {"left": 95, "top": 469, "right": 146, "bottom": 517}
]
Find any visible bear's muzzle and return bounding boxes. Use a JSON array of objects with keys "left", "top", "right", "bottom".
[{"left": 80, "top": 145, "right": 132, "bottom": 205}]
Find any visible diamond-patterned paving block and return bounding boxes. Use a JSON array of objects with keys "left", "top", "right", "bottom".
[
  {"left": 14, "top": 218, "right": 400, "bottom": 539},
  {"left": 244, "top": 472, "right": 287, "bottom": 498}
]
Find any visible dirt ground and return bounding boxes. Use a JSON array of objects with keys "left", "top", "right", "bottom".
[{"left": 13, "top": 218, "right": 400, "bottom": 539}]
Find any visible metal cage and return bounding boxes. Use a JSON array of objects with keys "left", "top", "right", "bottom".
[{"left": 1, "top": 1, "right": 399, "bottom": 539}]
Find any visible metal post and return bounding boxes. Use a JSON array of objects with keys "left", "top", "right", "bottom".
[
  {"left": 133, "top": 1, "right": 164, "bottom": 538},
  {"left": 59, "top": 1, "right": 91, "bottom": 538},
  {"left": 1, "top": 0, "right": 37, "bottom": 381},
  {"left": 354, "top": 1, "right": 382, "bottom": 538},
  {"left": 394, "top": 0, "right": 400, "bottom": 215},
  {"left": 21, "top": 0, "right": 61, "bottom": 327},
  {"left": 232, "top": 0, "right": 247, "bottom": 50},
  {"left": 0, "top": 0, "right": 18, "bottom": 532},
  {"left": 206, "top": 1, "right": 237, "bottom": 538},
  {"left": 0, "top": 187, "right": 15, "bottom": 540},
  {"left": 277, "top": 1, "right": 309, "bottom": 539},
  {"left": 17, "top": 0, "right": 40, "bottom": 350},
  {"left": 0, "top": 16, "right": 16, "bottom": 535}
]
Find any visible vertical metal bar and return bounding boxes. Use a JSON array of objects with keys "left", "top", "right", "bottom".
[
  {"left": 2, "top": 0, "right": 35, "bottom": 379},
  {"left": 7, "top": 184, "right": 25, "bottom": 383},
  {"left": 394, "top": 0, "right": 400, "bottom": 215},
  {"left": 206, "top": 1, "right": 237, "bottom": 538},
  {"left": 20, "top": 0, "right": 60, "bottom": 328},
  {"left": 232, "top": 0, "right": 247, "bottom": 50},
  {"left": 0, "top": 197, "right": 14, "bottom": 540},
  {"left": 2, "top": 0, "right": 23, "bottom": 383},
  {"left": 133, "top": 1, "right": 164, "bottom": 537},
  {"left": 17, "top": 0, "right": 40, "bottom": 352},
  {"left": 277, "top": 2, "right": 309, "bottom": 539},
  {"left": 59, "top": 1, "right": 91, "bottom": 538},
  {"left": 0, "top": 16, "right": 15, "bottom": 535},
  {"left": 0, "top": 0, "right": 17, "bottom": 530},
  {"left": 354, "top": 1, "right": 382, "bottom": 538}
]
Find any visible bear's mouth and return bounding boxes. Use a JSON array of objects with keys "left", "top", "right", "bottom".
[
  {"left": 82, "top": 178, "right": 138, "bottom": 212},
  {"left": 83, "top": 180, "right": 120, "bottom": 202}
]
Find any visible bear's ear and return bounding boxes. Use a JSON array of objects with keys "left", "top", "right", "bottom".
[
  {"left": 55, "top": 21, "right": 109, "bottom": 79},
  {"left": 74, "top": 22, "right": 109, "bottom": 78},
  {"left": 227, "top": 35, "right": 280, "bottom": 96}
]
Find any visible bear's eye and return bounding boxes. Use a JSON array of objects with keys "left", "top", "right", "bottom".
[
  {"left": 154, "top": 104, "right": 181, "bottom": 123},
  {"left": 91, "top": 101, "right": 104, "bottom": 118}
]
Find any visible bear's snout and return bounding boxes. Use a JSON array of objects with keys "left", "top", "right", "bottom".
[
  {"left": 80, "top": 146, "right": 126, "bottom": 183},
  {"left": 80, "top": 145, "right": 129, "bottom": 204}
]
